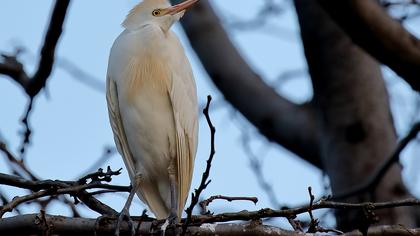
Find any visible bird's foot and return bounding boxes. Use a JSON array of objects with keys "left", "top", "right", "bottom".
[
  {"left": 94, "top": 215, "right": 114, "bottom": 236},
  {"left": 160, "top": 213, "right": 179, "bottom": 236},
  {"left": 115, "top": 208, "right": 135, "bottom": 236}
]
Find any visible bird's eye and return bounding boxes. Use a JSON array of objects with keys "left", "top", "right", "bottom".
[{"left": 152, "top": 9, "right": 161, "bottom": 17}]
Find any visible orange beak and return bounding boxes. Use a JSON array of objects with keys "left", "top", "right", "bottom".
[{"left": 165, "top": 0, "right": 199, "bottom": 15}]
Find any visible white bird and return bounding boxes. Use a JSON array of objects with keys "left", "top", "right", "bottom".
[{"left": 106, "top": 0, "right": 199, "bottom": 230}]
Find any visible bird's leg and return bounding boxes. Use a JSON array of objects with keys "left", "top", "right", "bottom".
[
  {"left": 161, "top": 157, "right": 179, "bottom": 234},
  {"left": 169, "top": 164, "right": 179, "bottom": 223},
  {"left": 115, "top": 174, "right": 142, "bottom": 236}
]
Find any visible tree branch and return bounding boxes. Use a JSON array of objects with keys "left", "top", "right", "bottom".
[
  {"left": 317, "top": 0, "right": 420, "bottom": 91},
  {"left": 293, "top": 0, "right": 414, "bottom": 228},
  {"left": 0, "top": 0, "right": 71, "bottom": 156},
  {"left": 182, "top": 95, "right": 216, "bottom": 235},
  {"left": 1, "top": 211, "right": 420, "bottom": 235},
  {"left": 0, "top": 168, "right": 127, "bottom": 217},
  {"left": 0, "top": 0, "right": 70, "bottom": 98},
  {"left": 0, "top": 54, "right": 30, "bottom": 89},
  {"left": 332, "top": 121, "right": 420, "bottom": 200},
  {"left": 200, "top": 195, "right": 258, "bottom": 215},
  {"left": 171, "top": 0, "right": 322, "bottom": 168},
  {"left": 189, "top": 198, "right": 420, "bottom": 225},
  {"left": 28, "top": 0, "right": 70, "bottom": 97},
  {"left": 0, "top": 214, "right": 300, "bottom": 236}
]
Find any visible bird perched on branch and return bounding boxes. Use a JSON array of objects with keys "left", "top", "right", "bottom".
[{"left": 106, "top": 0, "right": 199, "bottom": 233}]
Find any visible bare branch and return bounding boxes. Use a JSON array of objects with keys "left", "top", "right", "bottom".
[
  {"left": 182, "top": 95, "right": 216, "bottom": 235},
  {"left": 318, "top": 0, "right": 420, "bottom": 91},
  {"left": 241, "top": 130, "right": 281, "bottom": 207},
  {"left": 0, "top": 168, "right": 128, "bottom": 217},
  {"left": 1, "top": 212, "right": 420, "bottom": 235},
  {"left": 0, "top": 54, "right": 30, "bottom": 88},
  {"left": 0, "top": 181, "right": 127, "bottom": 218},
  {"left": 200, "top": 195, "right": 258, "bottom": 215},
  {"left": 0, "top": 0, "right": 70, "bottom": 98},
  {"left": 0, "top": 214, "right": 302, "bottom": 236},
  {"left": 76, "top": 146, "right": 116, "bottom": 179},
  {"left": 188, "top": 198, "right": 420, "bottom": 225},
  {"left": 57, "top": 57, "right": 105, "bottom": 93},
  {"left": 0, "top": 142, "right": 38, "bottom": 180},
  {"left": 172, "top": 0, "right": 322, "bottom": 168},
  {"left": 306, "top": 187, "right": 317, "bottom": 233},
  {"left": 0, "top": 0, "right": 71, "bottom": 156},
  {"left": 306, "top": 187, "right": 344, "bottom": 235},
  {"left": 18, "top": 98, "right": 33, "bottom": 156},
  {"left": 27, "top": 0, "right": 71, "bottom": 97}
]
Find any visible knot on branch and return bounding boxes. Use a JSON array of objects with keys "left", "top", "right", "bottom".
[
  {"left": 199, "top": 195, "right": 258, "bottom": 215},
  {"left": 78, "top": 166, "right": 122, "bottom": 184}
]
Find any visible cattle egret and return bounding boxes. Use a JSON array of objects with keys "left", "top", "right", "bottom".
[{"left": 106, "top": 0, "right": 198, "bottom": 233}]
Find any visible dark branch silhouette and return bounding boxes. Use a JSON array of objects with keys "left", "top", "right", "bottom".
[
  {"left": 200, "top": 195, "right": 258, "bottom": 215},
  {"left": 0, "top": 0, "right": 71, "bottom": 155},
  {"left": 318, "top": 0, "right": 420, "bottom": 91},
  {"left": 182, "top": 95, "right": 216, "bottom": 235},
  {"left": 1, "top": 0, "right": 420, "bottom": 234},
  {"left": 0, "top": 0, "right": 70, "bottom": 98},
  {"left": 171, "top": 0, "right": 322, "bottom": 168}
]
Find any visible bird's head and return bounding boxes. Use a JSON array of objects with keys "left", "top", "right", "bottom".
[{"left": 122, "top": 0, "right": 198, "bottom": 31}]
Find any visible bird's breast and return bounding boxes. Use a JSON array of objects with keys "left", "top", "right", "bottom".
[{"left": 110, "top": 24, "right": 192, "bottom": 177}]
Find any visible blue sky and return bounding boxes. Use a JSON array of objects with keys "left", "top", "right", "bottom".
[{"left": 0, "top": 0, "right": 419, "bottom": 228}]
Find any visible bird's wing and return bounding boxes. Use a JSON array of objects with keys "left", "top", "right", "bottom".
[
  {"left": 107, "top": 75, "right": 166, "bottom": 215},
  {"left": 106, "top": 76, "right": 137, "bottom": 180},
  {"left": 167, "top": 63, "right": 198, "bottom": 216},
  {"left": 107, "top": 59, "right": 172, "bottom": 219}
]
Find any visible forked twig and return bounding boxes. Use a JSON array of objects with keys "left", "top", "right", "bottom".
[
  {"left": 182, "top": 95, "right": 216, "bottom": 235},
  {"left": 200, "top": 195, "right": 258, "bottom": 215}
]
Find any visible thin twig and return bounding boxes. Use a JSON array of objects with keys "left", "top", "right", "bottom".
[
  {"left": 0, "top": 168, "right": 128, "bottom": 217},
  {"left": 76, "top": 146, "right": 116, "bottom": 178},
  {"left": 303, "top": 187, "right": 343, "bottom": 234},
  {"left": 182, "top": 95, "right": 216, "bottom": 235},
  {"left": 18, "top": 98, "right": 33, "bottom": 156},
  {"left": 200, "top": 195, "right": 258, "bottom": 215},
  {"left": 77, "top": 166, "right": 122, "bottom": 184},
  {"left": 0, "top": 189, "right": 52, "bottom": 217},
  {"left": 286, "top": 217, "right": 304, "bottom": 232},
  {"left": 186, "top": 198, "right": 420, "bottom": 225},
  {"left": 0, "top": 142, "right": 38, "bottom": 180},
  {"left": 241, "top": 131, "right": 280, "bottom": 207},
  {"left": 0, "top": 181, "right": 128, "bottom": 218},
  {"left": 306, "top": 187, "right": 318, "bottom": 233},
  {"left": 0, "top": 0, "right": 71, "bottom": 157},
  {"left": 57, "top": 57, "right": 105, "bottom": 93},
  {"left": 2, "top": 214, "right": 420, "bottom": 235}
]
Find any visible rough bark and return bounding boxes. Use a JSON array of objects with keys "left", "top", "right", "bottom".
[
  {"left": 1, "top": 214, "right": 420, "bottom": 236},
  {"left": 294, "top": 0, "right": 417, "bottom": 231},
  {"left": 171, "top": 0, "right": 322, "bottom": 168},
  {"left": 0, "top": 214, "right": 299, "bottom": 236}
]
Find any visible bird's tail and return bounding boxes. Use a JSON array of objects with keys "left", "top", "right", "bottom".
[{"left": 136, "top": 180, "right": 170, "bottom": 219}]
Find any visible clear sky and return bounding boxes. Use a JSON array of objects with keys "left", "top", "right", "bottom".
[{"left": 0, "top": 0, "right": 419, "bottom": 229}]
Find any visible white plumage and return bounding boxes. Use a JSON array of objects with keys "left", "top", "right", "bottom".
[{"left": 106, "top": 0, "right": 198, "bottom": 219}]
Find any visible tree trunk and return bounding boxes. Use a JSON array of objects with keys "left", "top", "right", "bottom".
[
  {"left": 173, "top": 0, "right": 419, "bottom": 230},
  {"left": 173, "top": 0, "right": 322, "bottom": 167},
  {"left": 294, "top": 0, "right": 417, "bottom": 231}
]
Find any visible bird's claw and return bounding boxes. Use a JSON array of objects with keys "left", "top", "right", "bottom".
[
  {"left": 115, "top": 208, "right": 136, "bottom": 236},
  {"left": 160, "top": 213, "right": 179, "bottom": 236},
  {"left": 94, "top": 215, "right": 114, "bottom": 236}
]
